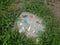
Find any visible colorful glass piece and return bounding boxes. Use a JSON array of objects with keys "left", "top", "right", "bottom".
[
  {"left": 23, "top": 19, "right": 28, "bottom": 24},
  {"left": 30, "top": 15, "right": 33, "bottom": 18}
]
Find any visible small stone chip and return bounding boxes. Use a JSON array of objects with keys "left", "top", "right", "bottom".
[{"left": 22, "top": 15, "right": 28, "bottom": 18}]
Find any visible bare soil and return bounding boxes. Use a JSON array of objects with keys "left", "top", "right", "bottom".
[{"left": 46, "top": 0, "right": 60, "bottom": 23}]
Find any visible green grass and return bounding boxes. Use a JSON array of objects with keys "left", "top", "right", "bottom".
[{"left": 0, "top": 0, "right": 60, "bottom": 45}]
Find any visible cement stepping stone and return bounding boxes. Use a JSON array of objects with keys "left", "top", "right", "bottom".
[{"left": 15, "top": 12, "right": 45, "bottom": 37}]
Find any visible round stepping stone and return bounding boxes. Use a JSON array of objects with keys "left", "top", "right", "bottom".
[{"left": 16, "top": 12, "right": 45, "bottom": 37}]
